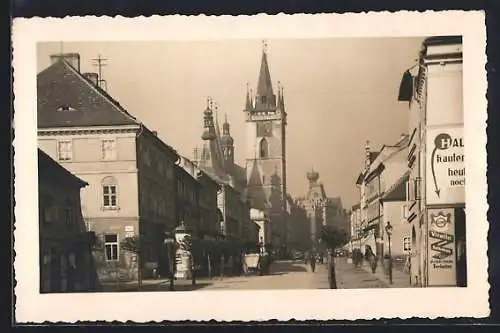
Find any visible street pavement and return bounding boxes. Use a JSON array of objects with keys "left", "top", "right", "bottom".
[
  {"left": 101, "top": 258, "right": 404, "bottom": 291},
  {"left": 201, "top": 260, "right": 324, "bottom": 290}
]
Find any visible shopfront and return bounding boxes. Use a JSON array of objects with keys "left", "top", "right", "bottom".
[{"left": 399, "top": 35, "right": 465, "bottom": 288}]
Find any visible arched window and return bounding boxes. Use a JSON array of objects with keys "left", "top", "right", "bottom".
[
  {"left": 259, "top": 138, "right": 269, "bottom": 158},
  {"left": 102, "top": 176, "right": 118, "bottom": 209}
]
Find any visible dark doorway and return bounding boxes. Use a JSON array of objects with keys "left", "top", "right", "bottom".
[{"left": 455, "top": 207, "right": 467, "bottom": 287}]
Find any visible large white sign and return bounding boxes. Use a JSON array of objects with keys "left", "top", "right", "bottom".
[{"left": 426, "top": 127, "right": 465, "bottom": 205}]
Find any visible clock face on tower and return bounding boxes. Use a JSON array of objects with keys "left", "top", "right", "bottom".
[{"left": 257, "top": 121, "right": 273, "bottom": 137}]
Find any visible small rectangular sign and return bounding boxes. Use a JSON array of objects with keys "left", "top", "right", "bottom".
[{"left": 427, "top": 208, "right": 457, "bottom": 286}]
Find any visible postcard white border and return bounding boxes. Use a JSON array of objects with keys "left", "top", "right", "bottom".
[{"left": 13, "top": 11, "right": 488, "bottom": 322}]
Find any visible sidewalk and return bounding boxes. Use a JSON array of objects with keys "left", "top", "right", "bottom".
[
  {"left": 358, "top": 259, "right": 412, "bottom": 288},
  {"left": 309, "top": 264, "right": 330, "bottom": 289},
  {"left": 101, "top": 277, "right": 215, "bottom": 292},
  {"left": 316, "top": 259, "right": 386, "bottom": 289}
]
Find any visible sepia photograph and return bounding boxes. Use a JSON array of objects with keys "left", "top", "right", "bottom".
[
  {"left": 13, "top": 12, "right": 487, "bottom": 322},
  {"left": 35, "top": 36, "right": 466, "bottom": 293}
]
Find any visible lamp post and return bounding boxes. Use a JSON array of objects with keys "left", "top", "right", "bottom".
[{"left": 385, "top": 221, "right": 393, "bottom": 285}]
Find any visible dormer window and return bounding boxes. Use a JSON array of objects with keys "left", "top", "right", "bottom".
[{"left": 57, "top": 105, "right": 77, "bottom": 112}]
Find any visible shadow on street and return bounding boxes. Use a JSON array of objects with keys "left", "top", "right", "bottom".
[{"left": 101, "top": 281, "right": 213, "bottom": 292}]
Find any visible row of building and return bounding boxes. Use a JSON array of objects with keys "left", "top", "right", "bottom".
[
  {"left": 36, "top": 50, "right": 264, "bottom": 291},
  {"left": 37, "top": 46, "right": 349, "bottom": 292},
  {"left": 348, "top": 36, "right": 466, "bottom": 288}
]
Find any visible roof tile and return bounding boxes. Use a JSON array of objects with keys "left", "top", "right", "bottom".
[{"left": 37, "top": 59, "right": 138, "bottom": 128}]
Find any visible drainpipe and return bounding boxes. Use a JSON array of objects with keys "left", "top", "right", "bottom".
[
  {"left": 378, "top": 173, "right": 382, "bottom": 260},
  {"left": 135, "top": 124, "right": 145, "bottom": 290}
]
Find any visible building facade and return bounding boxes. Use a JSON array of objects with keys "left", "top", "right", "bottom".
[
  {"left": 250, "top": 208, "right": 270, "bottom": 251},
  {"left": 38, "top": 149, "right": 98, "bottom": 292},
  {"left": 175, "top": 158, "right": 201, "bottom": 232},
  {"left": 380, "top": 172, "right": 411, "bottom": 258},
  {"left": 287, "top": 197, "right": 310, "bottom": 251},
  {"left": 37, "top": 53, "right": 179, "bottom": 282},
  {"left": 190, "top": 160, "right": 221, "bottom": 238},
  {"left": 193, "top": 98, "right": 259, "bottom": 245},
  {"left": 398, "top": 36, "right": 466, "bottom": 287},
  {"left": 244, "top": 46, "right": 289, "bottom": 249},
  {"left": 354, "top": 134, "right": 409, "bottom": 258},
  {"left": 349, "top": 203, "right": 362, "bottom": 252},
  {"left": 325, "top": 197, "right": 349, "bottom": 233}
]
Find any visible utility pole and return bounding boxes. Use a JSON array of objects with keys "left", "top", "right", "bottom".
[{"left": 92, "top": 54, "right": 108, "bottom": 90}]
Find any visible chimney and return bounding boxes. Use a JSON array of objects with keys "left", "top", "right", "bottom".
[
  {"left": 152, "top": 130, "right": 158, "bottom": 136},
  {"left": 83, "top": 72, "right": 99, "bottom": 86},
  {"left": 50, "top": 53, "right": 81, "bottom": 72}
]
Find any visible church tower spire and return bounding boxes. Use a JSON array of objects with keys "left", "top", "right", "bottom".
[
  {"left": 243, "top": 41, "right": 289, "bottom": 249},
  {"left": 254, "top": 40, "right": 277, "bottom": 110},
  {"left": 201, "top": 97, "right": 216, "bottom": 141}
]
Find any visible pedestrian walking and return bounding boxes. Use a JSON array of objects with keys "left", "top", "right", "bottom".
[
  {"left": 353, "top": 248, "right": 363, "bottom": 268},
  {"left": 364, "top": 245, "right": 377, "bottom": 273},
  {"left": 309, "top": 253, "right": 316, "bottom": 273}
]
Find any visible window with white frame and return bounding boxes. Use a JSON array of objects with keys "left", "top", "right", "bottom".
[
  {"left": 104, "top": 234, "right": 119, "bottom": 261},
  {"left": 58, "top": 140, "right": 73, "bottom": 161},
  {"left": 402, "top": 204, "right": 409, "bottom": 219},
  {"left": 101, "top": 139, "right": 117, "bottom": 160},
  {"left": 102, "top": 176, "right": 118, "bottom": 209}
]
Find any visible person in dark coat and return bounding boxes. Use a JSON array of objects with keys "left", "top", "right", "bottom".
[
  {"left": 309, "top": 253, "right": 316, "bottom": 273},
  {"left": 364, "top": 245, "right": 377, "bottom": 273},
  {"left": 352, "top": 249, "right": 362, "bottom": 267}
]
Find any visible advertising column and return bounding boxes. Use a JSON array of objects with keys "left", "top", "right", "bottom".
[{"left": 174, "top": 226, "right": 193, "bottom": 280}]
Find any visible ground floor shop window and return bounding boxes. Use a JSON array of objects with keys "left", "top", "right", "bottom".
[{"left": 105, "top": 234, "right": 119, "bottom": 261}]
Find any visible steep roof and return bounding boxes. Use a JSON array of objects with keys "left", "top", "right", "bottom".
[
  {"left": 256, "top": 50, "right": 274, "bottom": 98},
  {"left": 369, "top": 151, "right": 379, "bottom": 163},
  {"left": 381, "top": 171, "right": 410, "bottom": 202},
  {"left": 37, "top": 59, "right": 138, "bottom": 128}
]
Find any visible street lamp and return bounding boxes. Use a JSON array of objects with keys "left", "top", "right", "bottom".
[{"left": 385, "top": 221, "right": 393, "bottom": 285}]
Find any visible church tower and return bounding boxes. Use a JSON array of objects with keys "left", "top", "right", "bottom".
[
  {"left": 244, "top": 41, "right": 288, "bottom": 248},
  {"left": 221, "top": 113, "right": 235, "bottom": 172}
]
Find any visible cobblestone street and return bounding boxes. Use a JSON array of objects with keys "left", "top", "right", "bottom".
[{"left": 100, "top": 257, "right": 407, "bottom": 292}]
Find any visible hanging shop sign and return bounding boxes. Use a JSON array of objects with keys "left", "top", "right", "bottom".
[
  {"left": 426, "top": 127, "right": 465, "bottom": 205},
  {"left": 427, "top": 208, "right": 457, "bottom": 286}
]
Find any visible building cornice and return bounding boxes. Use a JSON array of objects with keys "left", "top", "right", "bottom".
[{"left": 38, "top": 125, "right": 140, "bottom": 136}]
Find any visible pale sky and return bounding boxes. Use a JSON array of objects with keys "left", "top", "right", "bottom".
[{"left": 37, "top": 38, "right": 424, "bottom": 208}]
